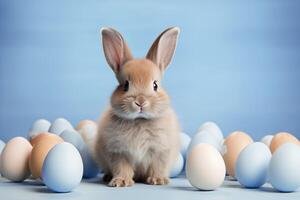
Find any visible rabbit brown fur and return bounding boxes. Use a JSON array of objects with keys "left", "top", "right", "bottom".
[{"left": 94, "top": 27, "right": 181, "bottom": 187}]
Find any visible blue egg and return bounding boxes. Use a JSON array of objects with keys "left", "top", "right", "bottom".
[
  {"left": 268, "top": 143, "right": 300, "bottom": 192},
  {"left": 180, "top": 132, "right": 191, "bottom": 159},
  {"left": 235, "top": 142, "right": 271, "bottom": 188},
  {"left": 42, "top": 142, "right": 83, "bottom": 193},
  {"left": 60, "top": 130, "right": 85, "bottom": 151},
  {"left": 188, "top": 130, "right": 222, "bottom": 155},
  {"left": 28, "top": 119, "right": 51, "bottom": 139},
  {"left": 49, "top": 118, "right": 74, "bottom": 135},
  {"left": 0, "top": 139, "right": 5, "bottom": 154},
  {"left": 60, "top": 129, "right": 100, "bottom": 178},
  {"left": 170, "top": 153, "right": 184, "bottom": 178},
  {"left": 79, "top": 145, "right": 100, "bottom": 178}
]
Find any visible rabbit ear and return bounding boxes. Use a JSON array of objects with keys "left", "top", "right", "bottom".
[
  {"left": 101, "top": 27, "right": 133, "bottom": 73},
  {"left": 146, "top": 27, "right": 180, "bottom": 72}
]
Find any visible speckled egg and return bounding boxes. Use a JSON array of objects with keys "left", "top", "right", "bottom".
[
  {"left": 223, "top": 131, "right": 253, "bottom": 177},
  {"left": 270, "top": 132, "right": 299, "bottom": 154},
  {"left": 0, "top": 137, "right": 32, "bottom": 182}
]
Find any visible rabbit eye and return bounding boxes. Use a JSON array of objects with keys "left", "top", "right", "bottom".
[
  {"left": 153, "top": 81, "right": 158, "bottom": 91},
  {"left": 124, "top": 80, "right": 129, "bottom": 92}
]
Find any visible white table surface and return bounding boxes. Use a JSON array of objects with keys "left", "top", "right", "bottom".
[{"left": 0, "top": 175, "right": 299, "bottom": 200}]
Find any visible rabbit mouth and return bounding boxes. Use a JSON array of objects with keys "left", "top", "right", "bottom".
[{"left": 112, "top": 109, "right": 156, "bottom": 120}]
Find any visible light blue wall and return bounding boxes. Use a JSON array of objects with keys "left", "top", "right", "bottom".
[{"left": 0, "top": 0, "right": 299, "bottom": 142}]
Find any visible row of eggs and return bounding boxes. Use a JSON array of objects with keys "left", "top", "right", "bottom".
[
  {"left": 0, "top": 118, "right": 100, "bottom": 192},
  {"left": 178, "top": 122, "right": 300, "bottom": 192}
]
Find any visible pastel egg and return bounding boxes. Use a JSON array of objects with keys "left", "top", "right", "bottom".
[
  {"left": 180, "top": 132, "right": 191, "bottom": 159},
  {"left": 198, "top": 121, "right": 223, "bottom": 143},
  {"left": 77, "top": 121, "right": 98, "bottom": 146},
  {"left": 268, "top": 143, "right": 300, "bottom": 192},
  {"left": 0, "top": 139, "right": 4, "bottom": 175},
  {"left": 48, "top": 118, "right": 74, "bottom": 135},
  {"left": 29, "top": 133, "right": 64, "bottom": 178},
  {"left": 260, "top": 135, "right": 273, "bottom": 148},
  {"left": 270, "top": 132, "right": 299, "bottom": 154},
  {"left": 79, "top": 145, "right": 100, "bottom": 178},
  {"left": 60, "top": 129, "right": 85, "bottom": 151},
  {"left": 235, "top": 142, "right": 271, "bottom": 188},
  {"left": 76, "top": 120, "right": 97, "bottom": 131},
  {"left": 223, "top": 131, "right": 253, "bottom": 177},
  {"left": 186, "top": 143, "right": 225, "bottom": 190},
  {"left": 30, "top": 132, "right": 52, "bottom": 147},
  {"left": 170, "top": 153, "right": 184, "bottom": 178},
  {"left": 28, "top": 119, "right": 51, "bottom": 139},
  {"left": 188, "top": 130, "right": 222, "bottom": 154},
  {"left": 42, "top": 142, "right": 83, "bottom": 192},
  {"left": 0, "top": 137, "right": 32, "bottom": 182}
]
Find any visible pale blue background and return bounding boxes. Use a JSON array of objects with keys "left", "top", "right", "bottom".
[{"left": 0, "top": 0, "right": 300, "bottom": 142}]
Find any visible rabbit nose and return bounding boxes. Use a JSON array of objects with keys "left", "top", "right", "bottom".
[{"left": 135, "top": 96, "right": 147, "bottom": 107}]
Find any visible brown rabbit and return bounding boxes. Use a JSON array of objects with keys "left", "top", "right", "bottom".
[{"left": 94, "top": 27, "right": 181, "bottom": 187}]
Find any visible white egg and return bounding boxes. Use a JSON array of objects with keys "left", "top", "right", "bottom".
[
  {"left": 186, "top": 143, "right": 225, "bottom": 190},
  {"left": 188, "top": 130, "right": 222, "bottom": 154},
  {"left": 0, "top": 137, "right": 32, "bottom": 182},
  {"left": 28, "top": 119, "right": 51, "bottom": 139},
  {"left": 49, "top": 118, "right": 74, "bottom": 135},
  {"left": 198, "top": 121, "right": 223, "bottom": 143},
  {"left": 260, "top": 135, "right": 273, "bottom": 148},
  {"left": 268, "top": 142, "right": 300, "bottom": 192},
  {"left": 180, "top": 132, "right": 191, "bottom": 159}
]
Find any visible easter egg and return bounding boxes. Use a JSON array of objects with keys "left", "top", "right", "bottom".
[
  {"left": 0, "top": 139, "right": 5, "bottom": 154},
  {"left": 0, "top": 139, "right": 4, "bottom": 175},
  {"left": 270, "top": 132, "right": 299, "bottom": 154},
  {"left": 260, "top": 135, "right": 273, "bottom": 148},
  {"left": 30, "top": 132, "right": 53, "bottom": 147},
  {"left": 0, "top": 137, "right": 32, "bottom": 182},
  {"left": 60, "top": 129, "right": 85, "bottom": 151},
  {"left": 77, "top": 121, "right": 98, "bottom": 147},
  {"left": 170, "top": 153, "right": 184, "bottom": 178},
  {"left": 268, "top": 143, "right": 300, "bottom": 192},
  {"left": 198, "top": 121, "right": 223, "bottom": 143},
  {"left": 76, "top": 120, "right": 97, "bottom": 131},
  {"left": 80, "top": 145, "right": 99, "bottom": 178},
  {"left": 48, "top": 118, "right": 74, "bottom": 135},
  {"left": 223, "top": 131, "right": 253, "bottom": 177},
  {"left": 186, "top": 143, "right": 225, "bottom": 190},
  {"left": 29, "top": 133, "right": 63, "bottom": 178},
  {"left": 42, "top": 142, "right": 83, "bottom": 192},
  {"left": 188, "top": 130, "right": 222, "bottom": 154},
  {"left": 235, "top": 142, "right": 271, "bottom": 188},
  {"left": 180, "top": 132, "right": 191, "bottom": 159},
  {"left": 28, "top": 119, "right": 51, "bottom": 139}
]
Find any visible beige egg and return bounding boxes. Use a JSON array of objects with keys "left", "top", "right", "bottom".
[
  {"left": 76, "top": 120, "right": 98, "bottom": 144},
  {"left": 186, "top": 143, "right": 226, "bottom": 190},
  {"left": 270, "top": 132, "right": 299, "bottom": 154},
  {"left": 0, "top": 137, "right": 32, "bottom": 182},
  {"left": 76, "top": 120, "right": 97, "bottom": 130},
  {"left": 223, "top": 131, "right": 253, "bottom": 177},
  {"left": 29, "top": 133, "right": 63, "bottom": 179},
  {"left": 30, "top": 132, "right": 52, "bottom": 147}
]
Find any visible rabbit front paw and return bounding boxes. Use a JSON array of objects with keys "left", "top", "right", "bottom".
[
  {"left": 108, "top": 177, "right": 135, "bottom": 187},
  {"left": 146, "top": 177, "right": 169, "bottom": 185}
]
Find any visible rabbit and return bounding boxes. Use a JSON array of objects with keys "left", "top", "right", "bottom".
[{"left": 94, "top": 27, "right": 181, "bottom": 187}]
